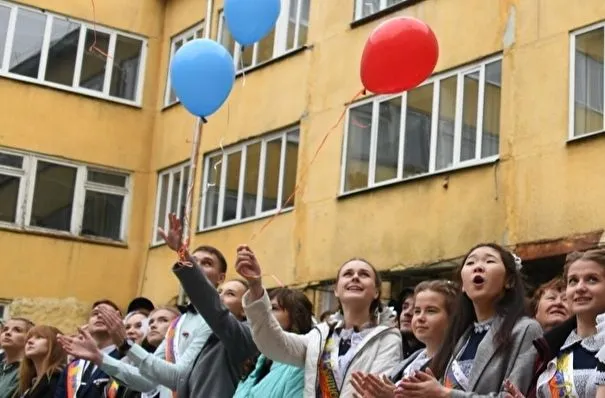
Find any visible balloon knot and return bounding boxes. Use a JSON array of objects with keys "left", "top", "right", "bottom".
[{"left": 201, "top": 117, "right": 208, "bottom": 124}]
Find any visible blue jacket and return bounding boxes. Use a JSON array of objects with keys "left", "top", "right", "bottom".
[{"left": 233, "top": 354, "right": 304, "bottom": 398}]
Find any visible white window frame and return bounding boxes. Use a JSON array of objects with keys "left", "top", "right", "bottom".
[
  {"left": 0, "top": 147, "right": 131, "bottom": 241},
  {"left": 163, "top": 22, "right": 204, "bottom": 108},
  {"left": 0, "top": 300, "right": 10, "bottom": 323},
  {"left": 198, "top": 126, "right": 299, "bottom": 231},
  {"left": 0, "top": 0, "right": 147, "bottom": 106},
  {"left": 354, "top": 0, "right": 406, "bottom": 20},
  {"left": 340, "top": 54, "right": 502, "bottom": 195},
  {"left": 217, "top": 0, "right": 308, "bottom": 72},
  {"left": 568, "top": 22, "right": 605, "bottom": 140},
  {"left": 151, "top": 162, "right": 190, "bottom": 245}
]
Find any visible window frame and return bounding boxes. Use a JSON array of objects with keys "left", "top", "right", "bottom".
[
  {"left": 340, "top": 54, "right": 503, "bottom": 195},
  {"left": 163, "top": 22, "right": 205, "bottom": 108},
  {"left": 0, "top": 147, "right": 131, "bottom": 242},
  {"left": 568, "top": 22, "right": 605, "bottom": 140},
  {"left": 216, "top": 0, "right": 309, "bottom": 72},
  {"left": 151, "top": 161, "right": 190, "bottom": 246},
  {"left": 0, "top": 0, "right": 147, "bottom": 106},
  {"left": 354, "top": 0, "right": 407, "bottom": 21},
  {"left": 198, "top": 126, "right": 300, "bottom": 231}
]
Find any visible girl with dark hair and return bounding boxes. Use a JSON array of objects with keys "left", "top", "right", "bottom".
[
  {"left": 234, "top": 287, "right": 314, "bottom": 397},
  {"left": 17, "top": 325, "right": 66, "bottom": 397},
  {"left": 236, "top": 245, "right": 402, "bottom": 397},
  {"left": 398, "top": 243, "right": 541, "bottom": 397}
]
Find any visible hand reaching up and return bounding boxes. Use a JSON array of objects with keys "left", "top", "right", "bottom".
[
  {"left": 158, "top": 213, "right": 184, "bottom": 252},
  {"left": 236, "top": 245, "right": 264, "bottom": 300}
]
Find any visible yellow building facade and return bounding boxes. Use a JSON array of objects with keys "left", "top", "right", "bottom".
[{"left": 1, "top": 0, "right": 605, "bottom": 328}]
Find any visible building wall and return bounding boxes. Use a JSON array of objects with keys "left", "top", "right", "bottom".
[
  {"left": 141, "top": 0, "right": 605, "bottom": 305},
  {"left": 2, "top": 0, "right": 605, "bottom": 313},
  {"left": 0, "top": 0, "right": 165, "bottom": 309}
]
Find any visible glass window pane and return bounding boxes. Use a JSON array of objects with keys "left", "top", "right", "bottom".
[
  {"left": 298, "top": 0, "right": 310, "bottom": 48},
  {"left": 436, "top": 76, "right": 457, "bottom": 170},
  {"left": 45, "top": 16, "right": 80, "bottom": 87},
  {"left": 167, "top": 39, "right": 184, "bottom": 104},
  {"left": 88, "top": 170, "right": 126, "bottom": 186},
  {"left": 461, "top": 71, "right": 480, "bottom": 162},
  {"left": 170, "top": 171, "right": 181, "bottom": 216},
  {"left": 10, "top": 8, "right": 47, "bottom": 78},
  {"left": 155, "top": 173, "right": 169, "bottom": 241},
  {"left": 219, "top": 15, "right": 235, "bottom": 57},
  {"left": 0, "top": 153, "right": 23, "bottom": 168},
  {"left": 79, "top": 29, "right": 109, "bottom": 92},
  {"left": 0, "top": 174, "right": 20, "bottom": 223},
  {"left": 110, "top": 35, "right": 142, "bottom": 100},
  {"left": 281, "top": 131, "right": 299, "bottom": 208},
  {"left": 574, "top": 28, "right": 604, "bottom": 137},
  {"left": 82, "top": 191, "right": 123, "bottom": 240},
  {"left": 30, "top": 161, "right": 76, "bottom": 231},
  {"left": 223, "top": 152, "right": 242, "bottom": 222},
  {"left": 242, "top": 143, "right": 260, "bottom": 219},
  {"left": 375, "top": 97, "right": 401, "bottom": 183},
  {"left": 256, "top": 29, "right": 275, "bottom": 64},
  {"left": 482, "top": 61, "right": 502, "bottom": 157},
  {"left": 195, "top": 27, "right": 204, "bottom": 38},
  {"left": 360, "top": 0, "right": 380, "bottom": 18},
  {"left": 0, "top": 6, "right": 11, "bottom": 69},
  {"left": 344, "top": 103, "right": 372, "bottom": 191},
  {"left": 262, "top": 139, "right": 281, "bottom": 212},
  {"left": 404, "top": 84, "right": 433, "bottom": 178},
  {"left": 240, "top": 43, "right": 254, "bottom": 69},
  {"left": 180, "top": 166, "right": 189, "bottom": 219},
  {"left": 203, "top": 156, "right": 222, "bottom": 228}
]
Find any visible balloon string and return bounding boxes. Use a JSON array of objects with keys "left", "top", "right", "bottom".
[
  {"left": 239, "top": 46, "right": 247, "bottom": 86},
  {"left": 89, "top": 0, "right": 111, "bottom": 59},
  {"left": 249, "top": 88, "right": 366, "bottom": 241}
]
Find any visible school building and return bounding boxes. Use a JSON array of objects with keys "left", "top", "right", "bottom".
[{"left": 1, "top": 0, "right": 604, "bottom": 329}]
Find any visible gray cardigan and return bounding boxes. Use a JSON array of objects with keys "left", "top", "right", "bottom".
[
  {"left": 445, "top": 316, "right": 542, "bottom": 398},
  {"left": 173, "top": 263, "right": 258, "bottom": 398}
]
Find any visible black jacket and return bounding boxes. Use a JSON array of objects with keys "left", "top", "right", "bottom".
[{"left": 18, "top": 369, "right": 62, "bottom": 398}]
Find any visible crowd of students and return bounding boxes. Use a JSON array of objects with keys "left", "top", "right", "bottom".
[{"left": 1, "top": 212, "right": 605, "bottom": 397}]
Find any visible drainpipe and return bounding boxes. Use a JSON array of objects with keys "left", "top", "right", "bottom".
[{"left": 177, "top": 0, "right": 214, "bottom": 306}]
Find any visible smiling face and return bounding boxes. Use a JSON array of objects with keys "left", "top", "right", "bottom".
[
  {"left": 460, "top": 246, "right": 508, "bottom": 305},
  {"left": 335, "top": 260, "right": 379, "bottom": 311},
  {"left": 125, "top": 313, "right": 147, "bottom": 344},
  {"left": 566, "top": 259, "right": 605, "bottom": 318},
  {"left": 411, "top": 290, "right": 450, "bottom": 348},
  {"left": 535, "top": 287, "right": 568, "bottom": 331}
]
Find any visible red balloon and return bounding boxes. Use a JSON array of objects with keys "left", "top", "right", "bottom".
[{"left": 360, "top": 17, "right": 439, "bottom": 94}]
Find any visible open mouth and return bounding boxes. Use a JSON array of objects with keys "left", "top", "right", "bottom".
[
  {"left": 472, "top": 275, "right": 485, "bottom": 285},
  {"left": 548, "top": 309, "right": 567, "bottom": 317},
  {"left": 574, "top": 297, "right": 591, "bottom": 304},
  {"left": 346, "top": 285, "right": 363, "bottom": 292}
]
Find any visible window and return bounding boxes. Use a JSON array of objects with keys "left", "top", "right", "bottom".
[
  {"left": 341, "top": 56, "right": 502, "bottom": 193},
  {"left": 200, "top": 127, "right": 299, "bottom": 229},
  {"left": 570, "top": 24, "right": 605, "bottom": 138},
  {"left": 354, "top": 0, "right": 407, "bottom": 20},
  {"left": 0, "top": 148, "right": 130, "bottom": 241},
  {"left": 0, "top": 1, "right": 146, "bottom": 105},
  {"left": 152, "top": 162, "right": 190, "bottom": 245},
  {"left": 164, "top": 23, "right": 204, "bottom": 107},
  {"left": 217, "top": 0, "right": 310, "bottom": 71}
]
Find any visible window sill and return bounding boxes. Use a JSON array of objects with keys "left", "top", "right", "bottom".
[
  {"left": 0, "top": 72, "right": 142, "bottom": 108},
  {"left": 338, "top": 156, "right": 499, "bottom": 199},
  {"left": 567, "top": 129, "right": 605, "bottom": 144},
  {"left": 350, "top": 0, "right": 427, "bottom": 29},
  {"left": 0, "top": 223, "right": 128, "bottom": 248},
  {"left": 160, "top": 46, "right": 309, "bottom": 113},
  {"left": 196, "top": 206, "right": 294, "bottom": 234}
]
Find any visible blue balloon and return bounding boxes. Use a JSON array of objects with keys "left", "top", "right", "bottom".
[
  {"left": 224, "top": 0, "right": 281, "bottom": 46},
  {"left": 170, "top": 39, "right": 235, "bottom": 118}
]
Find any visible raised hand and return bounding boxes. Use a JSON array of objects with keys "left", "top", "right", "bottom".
[
  {"left": 503, "top": 380, "right": 525, "bottom": 398},
  {"left": 158, "top": 213, "right": 183, "bottom": 252},
  {"left": 58, "top": 327, "right": 102, "bottom": 365},
  {"left": 351, "top": 372, "right": 396, "bottom": 398},
  {"left": 236, "top": 245, "right": 262, "bottom": 282},
  {"left": 98, "top": 306, "right": 127, "bottom": 346}
]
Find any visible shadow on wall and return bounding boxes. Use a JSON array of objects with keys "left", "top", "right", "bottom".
[{"left": 10, "top": 297, "right": 90, "bottom": 334}]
